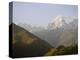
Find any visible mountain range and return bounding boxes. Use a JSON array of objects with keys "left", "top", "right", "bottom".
[
  {"left": 10, "top": 15, "right": 78, "bottom": 58},
  {"left": 13, "top": 16, "right": 78, "bottom": 47},
  {"left": 27, "top": 16, "right": 78, "bottom": 47}
]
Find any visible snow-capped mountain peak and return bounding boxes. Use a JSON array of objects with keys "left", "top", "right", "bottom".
[
  {"left": 48, "top": 16, "right": 77, "bottom": 30},
  {"left": 48, "top": 16, "right": 66, "bottom": 29}
]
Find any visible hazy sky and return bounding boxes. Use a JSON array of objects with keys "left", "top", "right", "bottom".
[{"left": 13, "top": 2, "right": 78, "bottom": 27}]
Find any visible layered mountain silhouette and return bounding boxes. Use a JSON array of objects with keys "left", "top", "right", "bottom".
[{"left": 10, "top": 23, "right": 53, "bottom": 58}]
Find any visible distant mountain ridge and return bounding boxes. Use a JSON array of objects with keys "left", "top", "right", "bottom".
[
  {"left": 31, "top": 16, "right": 78, "bottom": 47},
  {"left": 17, "top": 16, "right": 77, "bottom": 31}
]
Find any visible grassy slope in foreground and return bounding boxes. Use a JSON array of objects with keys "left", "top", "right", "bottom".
[{"left": 10, "top": 23, "right": 53, "bottom": 58}]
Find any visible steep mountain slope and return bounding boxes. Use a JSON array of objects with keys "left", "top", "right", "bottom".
[
  {"left": 32, "top": 29, "right": 62, "bottom": 47},
  {"left": 18, "top": 23, "right": 32, "bottom": 31},
  {"left": 10, "top": 23, "right": 53, "bottom": 58}
]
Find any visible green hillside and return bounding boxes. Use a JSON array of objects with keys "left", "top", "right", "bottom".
[{"left": 10, "top": 23, "right": 53, "bottom": 58}]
